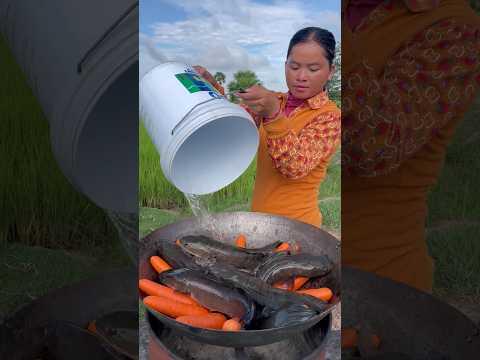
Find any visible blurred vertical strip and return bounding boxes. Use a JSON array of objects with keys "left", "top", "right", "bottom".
[
  {"left": 0, "top": 1, "right": 139, "bottom": 358},
  {"left": 341, "top": 0, "right": 480, "bottom": 357}
]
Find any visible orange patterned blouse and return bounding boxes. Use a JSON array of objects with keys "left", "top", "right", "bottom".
[
  {"left": 342, "top": 0, "right": 480, "bottom": 176},
  {"left": 342, "top": 0, "right": 480, "bottom": 291},
  {"left": 249, "top": 91, "right": 341, "bottom": 227},
  {"left": 212, "top": 79, "right": 341, "bottom": 226}
]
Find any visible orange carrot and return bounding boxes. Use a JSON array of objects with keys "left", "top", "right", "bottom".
[
  {"left": 150, "top": 256, "right": 172, "bottom": 273},
  {"left": 143, "top": 296, "right": 208, "bottom": 318},
  {"left": 292, "top": 276, "right": 309, "bottom": 291},
  {"left": 275, "top": 242, "right": 290, "bottom": 252},
  {"left": 222, "top": 318, "right": 242, "bottom": 331},
  {"left": 341, "top": 328, "right": 358, "bottom": 349},
  {"left": 235, "top": 234, "right": 247, "bottom": 248},
  {"left": 139, "top": 279, "right": 199, "bottom": 306},
  {"left": 87, "top": 320, "right": 97, "bottom": 334},
  {"left": 296, "top": 288, "right": 333, "bottom": 302},
  {"left": 273, "top": 280, "right": 292, "bottom": 290},
  {"left": 370, "top": 334, "right": 381, "bottom": 348},
  {"left": 176, "top": 313, "right": 227, "bottom": 330}
]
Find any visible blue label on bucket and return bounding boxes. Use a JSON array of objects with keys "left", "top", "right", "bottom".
[{"left": 175, "top": 72, "right": 223, "bottom": 100}]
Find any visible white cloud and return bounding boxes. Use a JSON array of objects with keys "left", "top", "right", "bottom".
[
  {"left": 139, "top": 33, "right": 167, "bottom": 78},
  {"left": 140, "top": 0, "right": 340, "bottom": 91}
]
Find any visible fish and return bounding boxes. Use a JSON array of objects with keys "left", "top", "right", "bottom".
[
  {"left": 159, "top": 268, "right": 256, "bottom": 325},
  {"left": 302, "top": 270, "right": 339, "bottom": 294},
  {"left": 203, "top": 261, "right": 331, "bottom": 313},
  {"left": 255, "top": 252, "right": 334, "bottom": 284},
  {"left": 177, "top": 235, "right": 281, "bottom": 271},
  {"left": 157, "top": 239, "right": 201, "bottom": 271},
  {"left": 259, "top": 303, "right": 318, "bottom": 329}
]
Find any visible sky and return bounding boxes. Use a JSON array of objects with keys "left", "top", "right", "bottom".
[{"left": 139, "top": 0, "right": 341, "bottom": 92}]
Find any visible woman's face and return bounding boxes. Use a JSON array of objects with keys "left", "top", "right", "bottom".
[{"left": 285, "top": 41, "right": 334, "bottom": 100}]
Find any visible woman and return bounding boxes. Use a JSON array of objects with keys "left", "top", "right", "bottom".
[
  {"left": 342, "top": 0, "right": 480, "bottom": 292},
  {"left": 195, "top": 27, "right": 341, "bottom": 228}
]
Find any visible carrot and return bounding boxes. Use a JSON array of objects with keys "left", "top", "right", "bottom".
[
  {"left": 144, "top": 296, "right": 208, "bottom": 318},
  {"left": 341, "top": 328, "right": 358, "bottom": 349},
  {"left": 176, "top": 312, "right": 227, "bottom": 330},
  {"left": 139, "top": 279, "right": 199, "bottom": 306},
  {"left": 275, "top": 242, "right": 290, "bottom": 252},
  {"left": 235, "top": 234, "right": 247, "bottom": 248},
  {"left": 273, "top": 280, "right": 292, "bottom": 290},
  {"left": 87, "top": 320, "right": 97, "bottom": 334},
  {"left": 222, "top": 318, "right": 242, "bottom": 331},
  {"left": 150, "top": 256, "right": 172, "bottom": 273},
  {"left": 292, "top": 276, "right": 309, "bottom": 291},
  {"left": 296, "top": 288, "right": 333, "bottom": 302},
  {"left": 370, "top": 334, "right": 381, "bottom": 348}
]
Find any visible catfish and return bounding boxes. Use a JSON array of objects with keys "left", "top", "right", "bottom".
[
  {"left": 177, "top": 235, "right": 281, "bottom": 271},
  {"left": 203, "top": 261, "right": 331, "bottom": 313},
  {"left": 255, "top": 252, "right": 333, "bottom": 284},
  {"left": 160, "top": 268, "right": 255, "bottom": 325}
]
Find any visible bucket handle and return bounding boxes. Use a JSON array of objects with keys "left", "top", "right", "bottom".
[
  {"left": 77, "top": 2, "right": 138, "bottom": 74},
  {"left": 171, "top": 98, "right": 216, "bottom": 135}
]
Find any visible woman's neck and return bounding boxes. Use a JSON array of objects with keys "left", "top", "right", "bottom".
[{"left": 285, "top": 92, "right": 306, "bottom": 116}]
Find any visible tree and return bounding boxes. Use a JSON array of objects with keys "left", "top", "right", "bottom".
[
  {"left": 214, "top": 72, "right": 226, "bottom": 86},
  {"left": 227, "top": 70, "right": 262, "bottom": 103},
  {"left": 327, "top": 43, "right": 341, "bottom": 107}
]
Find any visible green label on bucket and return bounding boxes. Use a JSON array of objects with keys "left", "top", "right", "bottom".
[{"left": 175, "top": 72, "right": 223, "bottom": 99}]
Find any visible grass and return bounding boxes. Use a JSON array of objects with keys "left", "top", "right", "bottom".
[
  {"left": 428, "top": 225, "right": 480, "bottom": 296},
  {"left": 139, "top": 207, "right": 181, "bottom": 238},
  {"left": 427, "top": 95, "right": 480, "bottom": 296},
  {"left": 0, "top": 239, "right": 130, "bottom": 318},
  {"left": 0, "top": 34, "right": 114, "bottom": 249}
]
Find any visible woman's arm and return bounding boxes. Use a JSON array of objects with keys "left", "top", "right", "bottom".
[
  {"left": 342, "top": 19, "right": 480, "bottom": 177},
  {"left": 192, "top": 65, "right": 225, "bottom": 95},
  {"left": 193, "top": 66, "right": 268, "bottom": 126}
]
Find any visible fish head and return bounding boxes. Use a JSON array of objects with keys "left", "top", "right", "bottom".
[{"left": 177, "top": 236, "right": 211, "bottom": 258}]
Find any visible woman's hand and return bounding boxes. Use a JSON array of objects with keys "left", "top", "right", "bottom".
[
  {"left": 193, "top": 65, "right": 221, "bottom": 90},
  {"left": 236, "top": 85, "right": 281, "bottom": 119}
]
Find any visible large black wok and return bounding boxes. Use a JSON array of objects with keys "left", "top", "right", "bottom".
[
  {"left": 342, "top": 266, "right": 480, "bottom": 359},
  {"left": 139, "top": 211, "right": 341, "bottom": 348}
]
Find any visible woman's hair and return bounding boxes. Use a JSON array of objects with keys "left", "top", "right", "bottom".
[{"left": 287, "top": 27, "right": 336, "bottom": 66}]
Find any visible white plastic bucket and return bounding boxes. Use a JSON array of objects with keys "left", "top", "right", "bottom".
[
  {"left": 0, "top": 0, "right": 138, "bottom": 213},
  {"left": 140, "top": 62, "right": 259, "bottom": 195}
]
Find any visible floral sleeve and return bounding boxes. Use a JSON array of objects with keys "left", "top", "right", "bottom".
[
  {"left": 264, "top": 111, "right": 341, "bottom": 179},
  {"left": 342, "top": 19, "right": 480, "bottom": 176}
]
